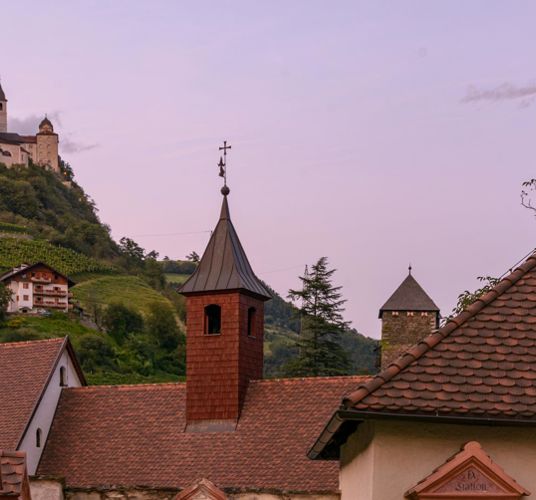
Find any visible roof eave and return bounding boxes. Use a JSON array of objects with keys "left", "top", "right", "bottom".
[{"left": 309, "top": 407, "right": 536, "bottom": 460}]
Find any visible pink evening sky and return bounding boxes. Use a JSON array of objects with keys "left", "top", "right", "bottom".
[{"left": 1, "top": 1, "right": 534, "bottom": 337}]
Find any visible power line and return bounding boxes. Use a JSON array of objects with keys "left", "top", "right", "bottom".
[{"left": 130, "top": 230, "right": 211, "bottom": 238}]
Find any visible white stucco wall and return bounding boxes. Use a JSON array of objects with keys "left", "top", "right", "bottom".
[
  {"left": 20, "top": 348, "right": 83, "bottom": 474},
  {"left": 340, "top": 419, "right": 536, "bottom": 500}
]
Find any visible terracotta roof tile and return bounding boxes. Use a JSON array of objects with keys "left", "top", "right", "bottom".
[
  {"left": 0, "top": 450, "right": 30, "bottom": 500},
  {"left": 38, "top": 375, "right": 368, "bottom": 493},
  {"left": 343, "top": 251, "right": 536, "bottom": 421},
  {"left": 0, "top": 338, "right": 65, "bottom": 449}
]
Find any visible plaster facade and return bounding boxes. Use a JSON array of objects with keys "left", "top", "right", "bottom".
[
  {"left": 339, "top": 419, "right": 536, "bottom": 500},
  {"left": 20, "top": 349, "right": 83, "bottom": 474}
]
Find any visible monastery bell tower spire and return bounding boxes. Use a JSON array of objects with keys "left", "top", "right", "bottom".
[
  {"left": 0, "top": 80, "right": 7, "bottom": 133},
  {"left": 180, "top": 142, "right": 271, "bottom": 430}
]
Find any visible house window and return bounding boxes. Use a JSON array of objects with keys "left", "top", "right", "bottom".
[
  {"left": 23, "top": 283, "right": 29, "bottom": 289},
  {"left": 407, "top": 311, "right": 415, "bottom": 316},
  {"left": 36, "top": 428, "right": 42, "bottom": 448},
  {"left": 60, "top": 366, "right": 67, "bottom": 387},
  {"left": 421, "top": 312, "right": 428, "bottom": 316},
  {"left": 247, "top": 307, "right": 256, "bottom": 337},
  {"left": 204, "top": 304, "right": 221, "bottom": 335},
  {"left": 392, "top": 311, "right": 399, "bottom": 316},
  {"left": 23, "top": 295, "right": 29, "bottom": 301}
]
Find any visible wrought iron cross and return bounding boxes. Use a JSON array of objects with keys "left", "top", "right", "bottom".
[{"left": 218, "top": 140, "right": 232, "bottom": 190}]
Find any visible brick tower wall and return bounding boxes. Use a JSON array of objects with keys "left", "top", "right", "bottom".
[
  {"left": 380, "top": 311, "right": 438, "bottom": 369},
  {"left": 185, "top": 291, "right": 264, "bottom": 423}
]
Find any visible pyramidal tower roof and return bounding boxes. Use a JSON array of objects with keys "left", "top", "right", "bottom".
[
  {"left": 379, "top": 270, "right": 439, "bottom": 318},
  {"left": 0, "top": 82, "right": 6, "bottom": 101},
  {"left": 180, "top": 194, "right": 271, "bottom": 300}
]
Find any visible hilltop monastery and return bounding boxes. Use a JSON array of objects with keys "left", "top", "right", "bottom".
[{"left": 0, "top": 81, "right": 59, "bottom": 172}]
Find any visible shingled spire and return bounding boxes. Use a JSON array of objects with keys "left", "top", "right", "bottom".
[
  {"left": 0, "top": 81, "right": 7, "bottom": 133},
  {"left": 180, "top": 147, "right": 271, "bottom": 429},
  {"left": 379, "top": 269, "right": 440, "bottom": 369},
  {"left": 180, "top": 194, "right": 270, "bottom": 299}
]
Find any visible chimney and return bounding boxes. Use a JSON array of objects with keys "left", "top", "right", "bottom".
[
  {"left": 379, "top": 267, "right": 439, "bottom": 369},
  {"left": 180, "top": 193, "right": 271, "bottom": 430}
]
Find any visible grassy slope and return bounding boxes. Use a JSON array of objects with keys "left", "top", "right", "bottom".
[
  {"left": 164, "top": 273, "right": 190, "bottom": 285},
  {"left": 71, "top": 275, "right": 175, "bottom": 317}
]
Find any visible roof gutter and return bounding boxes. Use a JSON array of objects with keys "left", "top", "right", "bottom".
[{"left": 308, "top": 408, "right": 536, "bottom": 460}]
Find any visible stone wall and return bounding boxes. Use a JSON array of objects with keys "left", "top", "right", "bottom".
[
  {"left": 380, "top": 311, "right": 438, "bottom": 369},
  {"left": 30, "top": 481, "right": 338, "bottom": 500},
  {"left": 36, "top": 133, "right": 59, "bottom": 173}
]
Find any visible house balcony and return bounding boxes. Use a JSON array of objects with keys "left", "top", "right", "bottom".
[
  {"left": 34, "top": 300, "right": 69, "bottom": 310},
  {"left": 34, "top": 289, "right": 67, "bottom": 297},
  {"left": 31, "top": 276, "right": 51, "bottom": 284}
]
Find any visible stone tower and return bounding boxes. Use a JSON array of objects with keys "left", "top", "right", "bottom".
[
  {"left": 36, "top": 116, "right": 59, "bottom": 173},
  {"left": 0, "top": 82, "right": 7, "bottom": 133},
  {"left": 180, "top": 191, "right": 271, "bottom": 430},
  {"left": 379, "top": 268, "right": 439, "bottom": 369}
]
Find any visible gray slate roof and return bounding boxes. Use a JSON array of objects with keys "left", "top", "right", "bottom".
[
  {"left": 0, "top": 83, "right": 6, "bottom": 101},
  {"left": 179, "top": 196, "right": 271, "bottom": 300},
  {"left": 379, "top": 272, "right": 439, "bottom": 317}
]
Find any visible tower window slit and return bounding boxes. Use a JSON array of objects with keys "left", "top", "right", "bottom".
[{"left": 247, "top": 307, "right": 256, "bottom": 337}]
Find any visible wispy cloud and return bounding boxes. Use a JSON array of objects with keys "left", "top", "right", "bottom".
[
  {"left": 9, "top": 112, "right": 97, "bottom": 154},
  {"left": 461, "top": 82, "right": 536, "bottom": 107},
  {"left": 9, "top": 112, "right": 62, "bottom": 135},
  {"left": 61, "top": 136, "right": 99, "bottom": 154}
]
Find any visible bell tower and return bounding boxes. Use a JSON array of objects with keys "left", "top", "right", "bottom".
[
  {"left": 0, "top": 81, "right": 7, "bottom": 133},
  {"left": 180, "top": 144, "right": 271, "bottom": 430},
  {"left": 379, "top": 267, "right": 440, "bottom": 369}
]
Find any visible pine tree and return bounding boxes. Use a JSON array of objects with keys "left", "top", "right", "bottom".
[{"left": 282, "top": 257, "right": 352, "bottom": 377}]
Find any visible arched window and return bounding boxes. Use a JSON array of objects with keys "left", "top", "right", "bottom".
[
  {"left": 36, "top": 428, "right": 42, "bottom": 448},
  {"left": 247, "top": 307, "right": 257, "bottom": 337},
  {"left": 60, "top": 366, "right": 67, "bottom": 387},
  {"left": 205, "top": 305, "right": 221, "bottom": 335}
]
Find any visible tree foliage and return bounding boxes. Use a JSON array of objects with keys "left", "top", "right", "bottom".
[
  {"left": 282, "top": 257, "right": 352, "bottom": 377},
  {"left": 0, "top": 283, "right": 12, "bottom": 322}
]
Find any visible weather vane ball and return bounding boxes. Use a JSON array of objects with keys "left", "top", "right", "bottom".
[{"left": 218, "top": 140, "right": 232, "bottom": 196}]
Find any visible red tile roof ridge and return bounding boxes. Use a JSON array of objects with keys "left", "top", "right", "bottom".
[
  {"left": 343, "top": 249, "right": 536, "bottom": 409},
  {"left": 64, "top": 382, "right": 184, "bottom": 392},
  {"left": 0, "top": 337, "right": 65, "bottom": 349},
  {"left": 251, "top": 375, "right": 371, "bottom": 384}
]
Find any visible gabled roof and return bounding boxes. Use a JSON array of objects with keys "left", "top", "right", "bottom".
[
  {"left": 0, "top": 133, "right": 36, "bottom": 146},
  {"left": 0, "top": 337, "right": 86, "bottom": 450},
  {"left": 405, "top": 441, "right": 529, "bottom": 499},
  {"left": 310, "top": 250, "right": 536, "bottom": 459},
  {"left": 38, "top": 376, "right": 368, "bottom": 493},
  {"left": 0, "top": 83, "right": 6, "bottom": 102},
  {"left": 379, "top": 271, "right": 439, "bottom": 317},
  {"left": 0, "top": 262, "right": 75, "bottom": 287},
  {"left": 180, "top": 196, "right": 271, "bottom": 300},
  {"left": 175, "top": 479, "right": 226, "bottom": 500},
  {"left": 0, "top": 451, "right": 31, "bottom": 500}
]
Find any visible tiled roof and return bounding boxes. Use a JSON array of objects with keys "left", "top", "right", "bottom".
[
  {"left": 0, "top": 83, "right": 6, "bottom": 101},
  {"left": 38, "top": 376, "right": 367, "bottom": 493},
  {"left": 345, "top": 250, "right": 536, "bottom": 419},
  {"left": 0, "top": 262, "right": 75, "bottom": 287},
  {"left": 310, "top": 250, "right": 536, "bottom": 459},
  {"left": 379, "top": 272, "right": 439, "bottom": 317},
  {"left": 0, "top": 451, "right": 30, "bottom": 500},
  {"left": 0, "top": 338, "right": 66, "bottom": 450},
  {"left": 180, "top": 196, "right": 271, "bottom": 300},
  {"left": 0, "top": 133, "right": 36, "bottom": 145}
]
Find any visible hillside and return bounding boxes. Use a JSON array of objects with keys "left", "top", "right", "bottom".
[{"left": 0, "top": 162, "right": 378, "bottom": 383}]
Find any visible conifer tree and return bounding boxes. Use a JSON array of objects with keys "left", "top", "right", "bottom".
[{"left": 282, "top": 257, "right": 352, "bottom": 377}]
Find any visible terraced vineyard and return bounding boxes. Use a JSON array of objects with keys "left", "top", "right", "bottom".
[{"left": 0, "top": 237, "right": 114, "bottom": 276}]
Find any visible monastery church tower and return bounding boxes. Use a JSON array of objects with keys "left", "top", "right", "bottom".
[{"left": 180, "top": 186, "right": 272, "bottom": 429}]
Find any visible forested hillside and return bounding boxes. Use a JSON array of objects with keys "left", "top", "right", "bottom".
[{"left": 0, "top": 161, "right": 378, "bottom": 383}]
